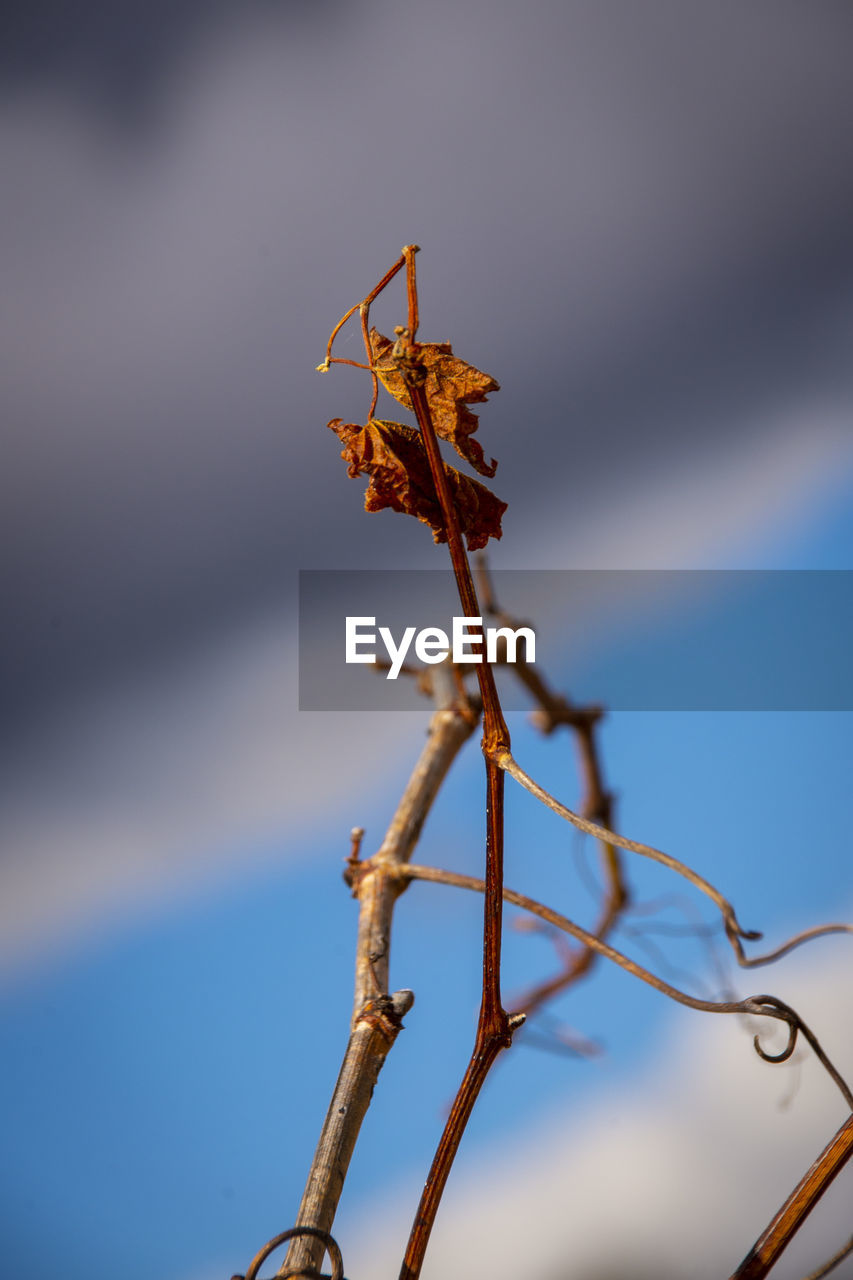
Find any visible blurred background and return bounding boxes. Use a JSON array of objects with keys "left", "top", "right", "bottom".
[{"left": 2, "top": 2, "right": 853, "bottom": 1277}]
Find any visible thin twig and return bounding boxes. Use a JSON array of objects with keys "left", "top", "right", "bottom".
[
  {"left": 475, "top": 554, "right": 605, "bottom": 739},
  {"left": 496, "top": 750, "right": 852, "bottom": 969},
  {"left": 737, "top": 923, "right": 853, "bottom": 968},
  {"left": 277, "top": 999, "right": 411, "bottom": 1277},
  {"left": 496, "top": 748, "right": 757, "bottom": 938},
  {"left": 317, "top": 250, "right": 408, "bottom": 371},
  {"left": 360, "top": 303, "right": 380, "bottom": 422},
  {"left": 729, "top": 1114, "right": 853, "bottom": 1280},
  {"left": 283, "top": 692, "right": 479, "bottom": 1276},
  {"left": 619, "top": 926, "right": 719, "bottom": 1003},
  {"left": 309, "top": 247, "right": 516, "bottom": 1280},
  {"left": 476, "top": 558, "right": 629, "bottom": 1016},
  {"left": 350, "top": 693, "right": 480, "bottom": 1013},
  {"left": 393, "top": 249, "right": 518, "bottom": 1279},
  {"left": 401, "top": 863, "right": 853, "bottom": 1110}
]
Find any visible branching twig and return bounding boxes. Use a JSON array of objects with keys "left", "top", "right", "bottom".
[
  {"left": 400, "top": 863, "right": 853, "bottom": 1110},
  {"left": 314, "top": 250, "right": 523, "bottom": 1279},
  {"left": 496, "top": 749, "right": 851, "bottom": 970},
  {"left": 349, "top": 691, "right": 480, "bottom": 1012},
  {"left": 392, "top": 247, "right": 520, "bottom": 1280},
  {"left": 736, "top": 923, "right": 853, "bottom": 968},
  {"left": 283, "top": 691, "right": 479, "bottom": 1276},
  {"left": 317, "top": 249, "right": 407, "bottom": 371},
  {"left": 275, "top": 1001, "right": 411, "bottom": 1276},
  {"left": 476, "top": 558, "right": 629, "bottom": 1016}
]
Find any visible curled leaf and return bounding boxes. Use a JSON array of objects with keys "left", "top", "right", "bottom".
[
  {"left": 369, "top": 329, "right": 499, "bottom": 477},
  {"left": 329, "top": 418, "right": 506, "bottom": 551}
]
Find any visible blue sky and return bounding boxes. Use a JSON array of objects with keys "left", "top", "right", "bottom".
[
  {"left": 2, "top": 472, "right": 851, "bottom": 1280},
  {"left": 4, "top": 6, "right": 853, "bottom": 1278}
]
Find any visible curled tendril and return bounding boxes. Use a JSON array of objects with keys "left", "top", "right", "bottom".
[
  {"left": 401, "top": 864, "right": 853, "bottom": 1112},
  {"left": 745, "top": 996, "right": 800, "bottom": 1063},
  {"left": 231, "top": 1226, "right": 344, "bottom": 1280},
  {"left": 744, "top": 996, "right": 853, "bottom": 1108}
]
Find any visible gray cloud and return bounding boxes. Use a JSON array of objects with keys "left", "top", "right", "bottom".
[
  {"left": 1, "top": 419, "right": 848, "bottom": 975},
  {"left": 3, "top": 2, "right": 853, "bottom": 965},
  {"left": 3, "top": 1, "right": 853, "bottom": 717}
]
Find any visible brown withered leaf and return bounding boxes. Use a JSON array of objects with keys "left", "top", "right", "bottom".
[
  {"left": 329, "top": 418, "right": 507, "bottom": 551},
  {"left": 369, "top": 328, "right": 499, "bottom": 478}
]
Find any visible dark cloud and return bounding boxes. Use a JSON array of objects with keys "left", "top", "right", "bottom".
[{"left": 1, "top": 1, "right": 339, "bottom": 131}]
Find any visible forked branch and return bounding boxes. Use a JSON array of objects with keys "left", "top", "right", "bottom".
[
  {"left": 476, "top": 557, "right": 628, "bottom": 1016},
  {"left": 282, "top": 688, "right": 479, "bottom": 1277},
  {"left": 400, "top": 863, "right": 853, "bottom": 1110}
]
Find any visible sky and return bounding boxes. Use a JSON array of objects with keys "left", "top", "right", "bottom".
[{"left": 2, "top": 3, "right": 853, "bottom": 1278}]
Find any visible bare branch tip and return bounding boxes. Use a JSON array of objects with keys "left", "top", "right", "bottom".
[
  {"left": 391, "top": 988, "right": 415, "bottom": 1017},
  {"left": 346, "top": 826, "right": 365, "bottom": 868}
]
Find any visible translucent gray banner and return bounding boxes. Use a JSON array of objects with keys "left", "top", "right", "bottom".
[{"left": 298, "top": 570, "right": 853, "bottom": 711}]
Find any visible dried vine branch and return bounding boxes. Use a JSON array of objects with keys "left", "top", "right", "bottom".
[
  {"left": 496, "top": 749, "right": 851, "bottom": 970},
  {"left": 282, "top": 688, "right": 479, "bottom": 1276},
  {"left": 476, "top": 557, "right": 628, "bottom": 1016},
  {"left": 400, "top": 863, "right": 853, "bottom": 1111},
  {"left": 390, "top": 247, "right": 521, "bottom": 1280},
  {"left": 289, "top": 245, "right": 523, "bottom": 1279},
  {"left": 278, "top": 991, "right": 414, "bottom": 1278}
]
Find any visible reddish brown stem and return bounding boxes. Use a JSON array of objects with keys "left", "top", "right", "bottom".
[
  {"left": 405, "top": 243, "right": 420, "bottom": 339},
  {"left": 406, "top": 380, "right": 509, "bottom": 754},
  {"left": 729, "top": 1111, "right": 853, "bottom": 1280},
  {"left": 481, "top": 761, "right": 507, "bottom": 1033},
  {"left": 359, "top": 302, "right": 380, "bottom": 422},
  {"left": 398, "top": 1034, "right": 506, "bottom": 1280},
  {"left": 476, "top": 557, "right": 628, "bottom": 1017},
  {"left": 320, "top": 250, "right": 408, "bottom": 369},
  {"left": 323, "top": 356, "right": 374, "bottom": 371},
  {"left": 395, "top": 255, "right": 515, "bottom": 1278},
  {"left": 404, "top": 375, "right": 509, "bottom": 1030}
]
